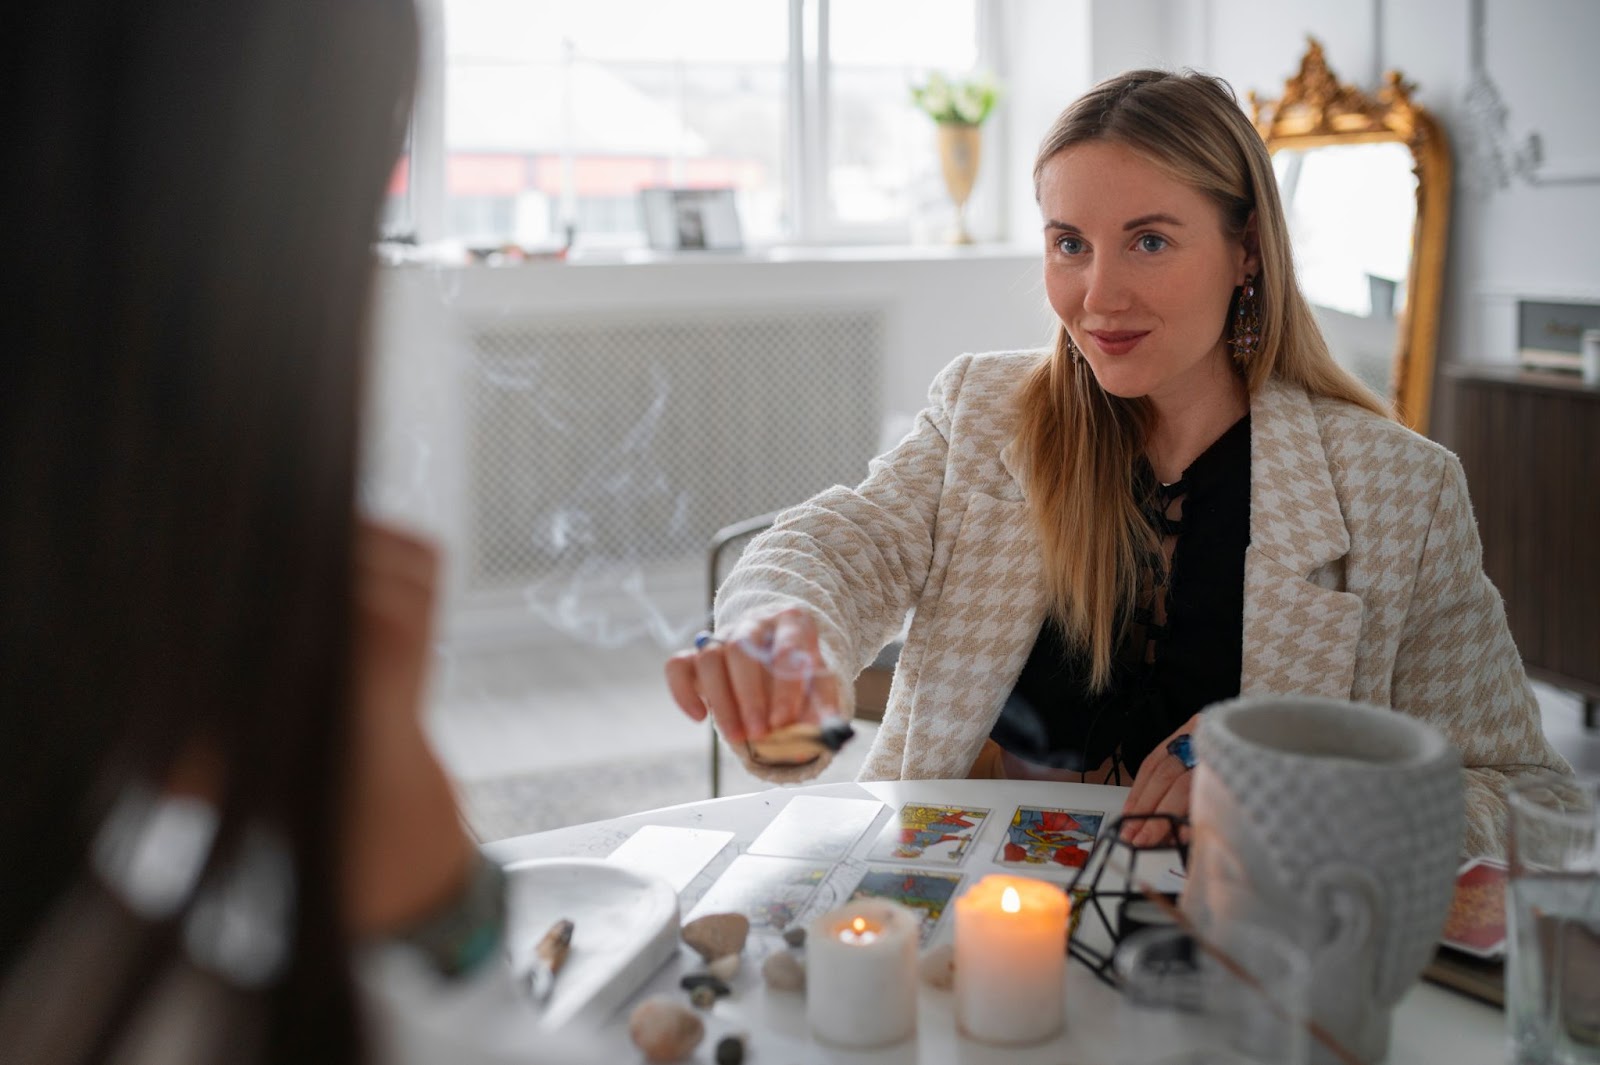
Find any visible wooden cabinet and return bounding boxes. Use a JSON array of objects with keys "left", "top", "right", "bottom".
[{"left": 1445, "top": 366, "right": 1600, "bottom": 721}]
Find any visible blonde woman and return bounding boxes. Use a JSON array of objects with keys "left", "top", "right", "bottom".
[{"left": 665, "top": 69, "right": 1566, "bottom": 858}]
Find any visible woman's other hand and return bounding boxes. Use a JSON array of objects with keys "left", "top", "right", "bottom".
[
  {"left": 664, "top": 607, "right": 842, "bottom": 746},
  {"left": 344, "top": 519, "right": 476, "bottom": 938},
  {"left": 1120, "top": 713, "right": 1203, "bottom": 848}
]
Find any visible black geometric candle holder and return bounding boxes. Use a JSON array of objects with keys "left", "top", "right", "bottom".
[{"left": 1064, "top": 812, "right": 1191, "bottom": 988}]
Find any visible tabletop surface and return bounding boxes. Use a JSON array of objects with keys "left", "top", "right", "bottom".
[{"left": 483, "top": 778, "right": 1504, "bottom": 1065}]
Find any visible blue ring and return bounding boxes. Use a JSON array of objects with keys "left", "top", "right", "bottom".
[{"left": 1166, "top": 733, "right": 1197, "bottom": 770}]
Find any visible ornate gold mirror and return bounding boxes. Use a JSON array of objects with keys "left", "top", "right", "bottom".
[{"left": 1251, "top": 38, "right": 1451, "bottom": 433}]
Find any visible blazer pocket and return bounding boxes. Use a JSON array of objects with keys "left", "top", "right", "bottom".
[{"left": 1241, "top": 546, "right": 1364, "bottom": 701}]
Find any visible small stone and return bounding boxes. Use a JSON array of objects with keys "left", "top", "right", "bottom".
[
  {"left": 781, "top": 926, "right": 806, "bottom": 948},
  {"left": 682, "top": 913, "right": 749, "bottom": 961},
  {"left": 708, "top": 953, "right": 741, "bottom": 981},
  {"left": 679, "top": 973, "right": 732, "bottom": 998},
  {"left": 761, "top": 950, "right": 806, "bottom": 992},
  {"left": 919, "top": 944, "right": 955, "bottom": 990},
  {"left": 628, "top": 996, "right": 704, "bottom": 1062},
  {"left": 715, "top": 1034, "right": 746, "bottom": 1065},
  {"left": 689, "top": 985, "right": 717, "bottom": 1010}
]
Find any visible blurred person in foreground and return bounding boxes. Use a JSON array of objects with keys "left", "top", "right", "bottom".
[{"left": 0, "top": 4, "right": 600, "bottom": 1063}]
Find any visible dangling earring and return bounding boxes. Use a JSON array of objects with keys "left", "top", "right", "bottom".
[
  {"left": 1229, "top": 274, "right": 1262, "bottom": 364},
  {"left": 1065, "top": 332, "right": 1083, "bottom": 365}
]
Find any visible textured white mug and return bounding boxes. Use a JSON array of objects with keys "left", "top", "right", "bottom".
[{"left": 1182, "top": 696, "right": 1464, "bottom": 1065}]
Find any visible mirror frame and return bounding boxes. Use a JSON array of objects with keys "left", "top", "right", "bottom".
[{"left": 1250, "top": 37, "right": 1451, "bottom": 434}]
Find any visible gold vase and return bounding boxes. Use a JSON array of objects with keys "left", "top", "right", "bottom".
[{"left": 937, "top": 122, "right": 982, "bottom": 244}]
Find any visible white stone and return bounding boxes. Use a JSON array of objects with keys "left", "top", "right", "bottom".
[
  {"left": 708, "top": 953, "right": 741, "bottom": 982},
  {"left": 761, "top": 950, "right": 806, "bottom": 992}
]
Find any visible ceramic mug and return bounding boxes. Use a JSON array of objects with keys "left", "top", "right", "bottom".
[{"left": 1182, "top": 696, "right": 1464, "bottom": 1065}]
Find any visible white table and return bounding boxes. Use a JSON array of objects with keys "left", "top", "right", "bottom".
[{"left": 484, "top": 779, "right": 1503, "bottom": 1064}]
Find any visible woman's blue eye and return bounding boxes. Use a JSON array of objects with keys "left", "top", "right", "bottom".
[
  {"left": 1136, "top": 233, "right": 1169, "bottom": 253},
  {"left": 1056, "top": 235, "right": 1086, "bottom": 255}
]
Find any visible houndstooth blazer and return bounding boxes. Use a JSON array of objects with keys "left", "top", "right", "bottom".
[{"left": 715, "top": 350, "right": 1569, "bottom": 857}]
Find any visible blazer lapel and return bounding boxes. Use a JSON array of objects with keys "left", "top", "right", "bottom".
[{"left": 1242, "top": 379, "right": 1363, "bottom": 700}]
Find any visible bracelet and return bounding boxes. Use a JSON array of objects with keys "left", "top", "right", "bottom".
[{"left": 391, "top": 850, "right": 507, "bottom": 980}]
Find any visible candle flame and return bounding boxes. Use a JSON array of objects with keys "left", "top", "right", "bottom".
[
  {"left": 1001, "top": 886, "right": 1021, "bottom": 913},
  {"left": 851, "top": 916, "right": 868, "bottom": 934}
]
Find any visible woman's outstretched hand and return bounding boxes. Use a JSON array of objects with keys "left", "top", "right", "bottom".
[
  {"left": 1120, "top": 712, "right": 1203, "bottom": 848},
  {"left": 664, "top": 606, "right": 842, "bottom": 747}
]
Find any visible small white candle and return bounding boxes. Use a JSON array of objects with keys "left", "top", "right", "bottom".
[
  {"left": 837, "top": 915, "right": 879, "bottom": 945},
  {"left": 805, "top": 899, "right": 919, "bottom": 1047},
  {"left": 954, "top": 874, "right": 1069, "bottom": 1044}
]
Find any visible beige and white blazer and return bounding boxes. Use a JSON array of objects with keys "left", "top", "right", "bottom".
[{"left": 716, "top": 351, "right": 1569, "bottom": 857}]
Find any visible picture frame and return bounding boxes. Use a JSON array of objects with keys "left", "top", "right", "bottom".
[{"left": 640, "top": 187, "right": 743, "bottom": 252}]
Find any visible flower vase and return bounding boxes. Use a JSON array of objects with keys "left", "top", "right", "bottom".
[{"left": 937, "top": 122, "right": 982, "bottom": 245}]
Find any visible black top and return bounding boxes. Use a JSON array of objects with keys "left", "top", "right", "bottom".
[{"left": 989, "top": 415, "right": 1251, "bottom": 781}]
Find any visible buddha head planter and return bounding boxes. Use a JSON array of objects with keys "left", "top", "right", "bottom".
[{"left": 1182, "top": 696, "right": 1463, "bottom": 1065}]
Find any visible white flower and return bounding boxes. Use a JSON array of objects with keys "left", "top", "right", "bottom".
[
  {"left": 954, "top": 85, "right": 984, "bottom": 124},
  {"left": 912, "top": 70, "right": 998, "bottom": 125}
]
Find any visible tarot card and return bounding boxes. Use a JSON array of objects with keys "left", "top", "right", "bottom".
[
  {"left": 848, "top": 868, "right": 964, "bottom": 944},
  {"left": 746, "top": 796, "right": 884, "bottom": 861},
  {"left": 606, "top": 825, "right": 734, "bottom": 892},
  {"left": 995, "top": 806, "right": 1105, "bottom": 870},
  {"left": 1440, "top": 857, "right": 1508, "bottom": 958},
  {"left": 1068, "top": 887, "right": 1090, "bottom": 937},
  {"left": 686, "top": 855, "right": 831, "bottom": 932},
  {"left": 866, "top": 803, "right": 990, "bottom": 866}
]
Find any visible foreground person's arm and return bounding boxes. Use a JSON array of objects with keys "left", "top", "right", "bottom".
[{"left": 345, "top": 520, "right": 481, "bottom": 943}]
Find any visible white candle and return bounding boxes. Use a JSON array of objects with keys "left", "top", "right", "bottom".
[
  {"left": 805, "top": 899, "right": 919, "bottom": 1047},
  {"left": 954, "top": 874, "right": 1069, "bottom": 1044}
]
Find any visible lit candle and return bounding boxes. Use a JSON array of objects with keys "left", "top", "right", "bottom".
[
  {"left": 953, "top": 874, "right": 1069, "bottom": 1044},
  {"left": 837, "top": 915, "right": 879, "bottom": 945},
  {"left": 805, "top": 899, "right": 919, "bottom": 1047}
]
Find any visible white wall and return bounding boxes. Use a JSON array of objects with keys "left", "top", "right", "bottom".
[{"left": 997, "top": 0, "right": 1094, "bottom": 244}]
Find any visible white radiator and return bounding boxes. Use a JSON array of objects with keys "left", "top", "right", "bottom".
[{"left": 462, "top": 307, "right": 885, "bottom": 608}]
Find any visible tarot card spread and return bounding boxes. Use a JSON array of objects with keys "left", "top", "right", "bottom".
[
  {"left": 686, "top": 855, "right": 831, "bottom": 931},
  {"left": 745, "top": 796, "right": 883, "bottom": 861},
  {"left": 867, "top": 803, "right": 990, "bottom": 866},
  {"left": 848, "top": 869, "right": 964, "bottom": 944},
  {"left": 996, "top": 806, "right": 1104, "bottom": 870}
]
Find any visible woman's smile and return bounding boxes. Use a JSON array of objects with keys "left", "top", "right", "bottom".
[{"left": 1087, "top": 329, "right": 1151, "bottom": 356}]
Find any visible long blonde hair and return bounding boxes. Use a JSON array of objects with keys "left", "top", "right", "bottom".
[{"left": 1017, "top": 69, "right": 1390, "bottom": 690}]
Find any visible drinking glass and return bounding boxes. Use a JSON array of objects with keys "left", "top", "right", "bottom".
[
  {"left": 1507, "top": 772, "right": 1600, "bottom": 1065},
  {"left": 1113, "top": 922, "right": 1309, "bottom": 1065}
]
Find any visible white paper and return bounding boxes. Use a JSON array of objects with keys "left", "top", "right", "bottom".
[{"left": 605, "top": 825, "right": 734, "bottom": 892}]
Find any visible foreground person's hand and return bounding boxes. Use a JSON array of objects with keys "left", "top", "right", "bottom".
[
  {"left": 664, "top": 606, "right": 842, "bottom": 747},
  {"left": 1120, "top": 712, "right": 1203, "bottom": 848},
  {"left": 345, "top": 519, "right": 477, "bottom": 937}
]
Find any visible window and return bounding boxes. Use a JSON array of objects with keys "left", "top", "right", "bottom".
[
  {"left": 407, "top": 0, "right": 993, "bottom": 248},
  {"left": 821, "top": 1, "right": 980, "bottom": 237}
]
